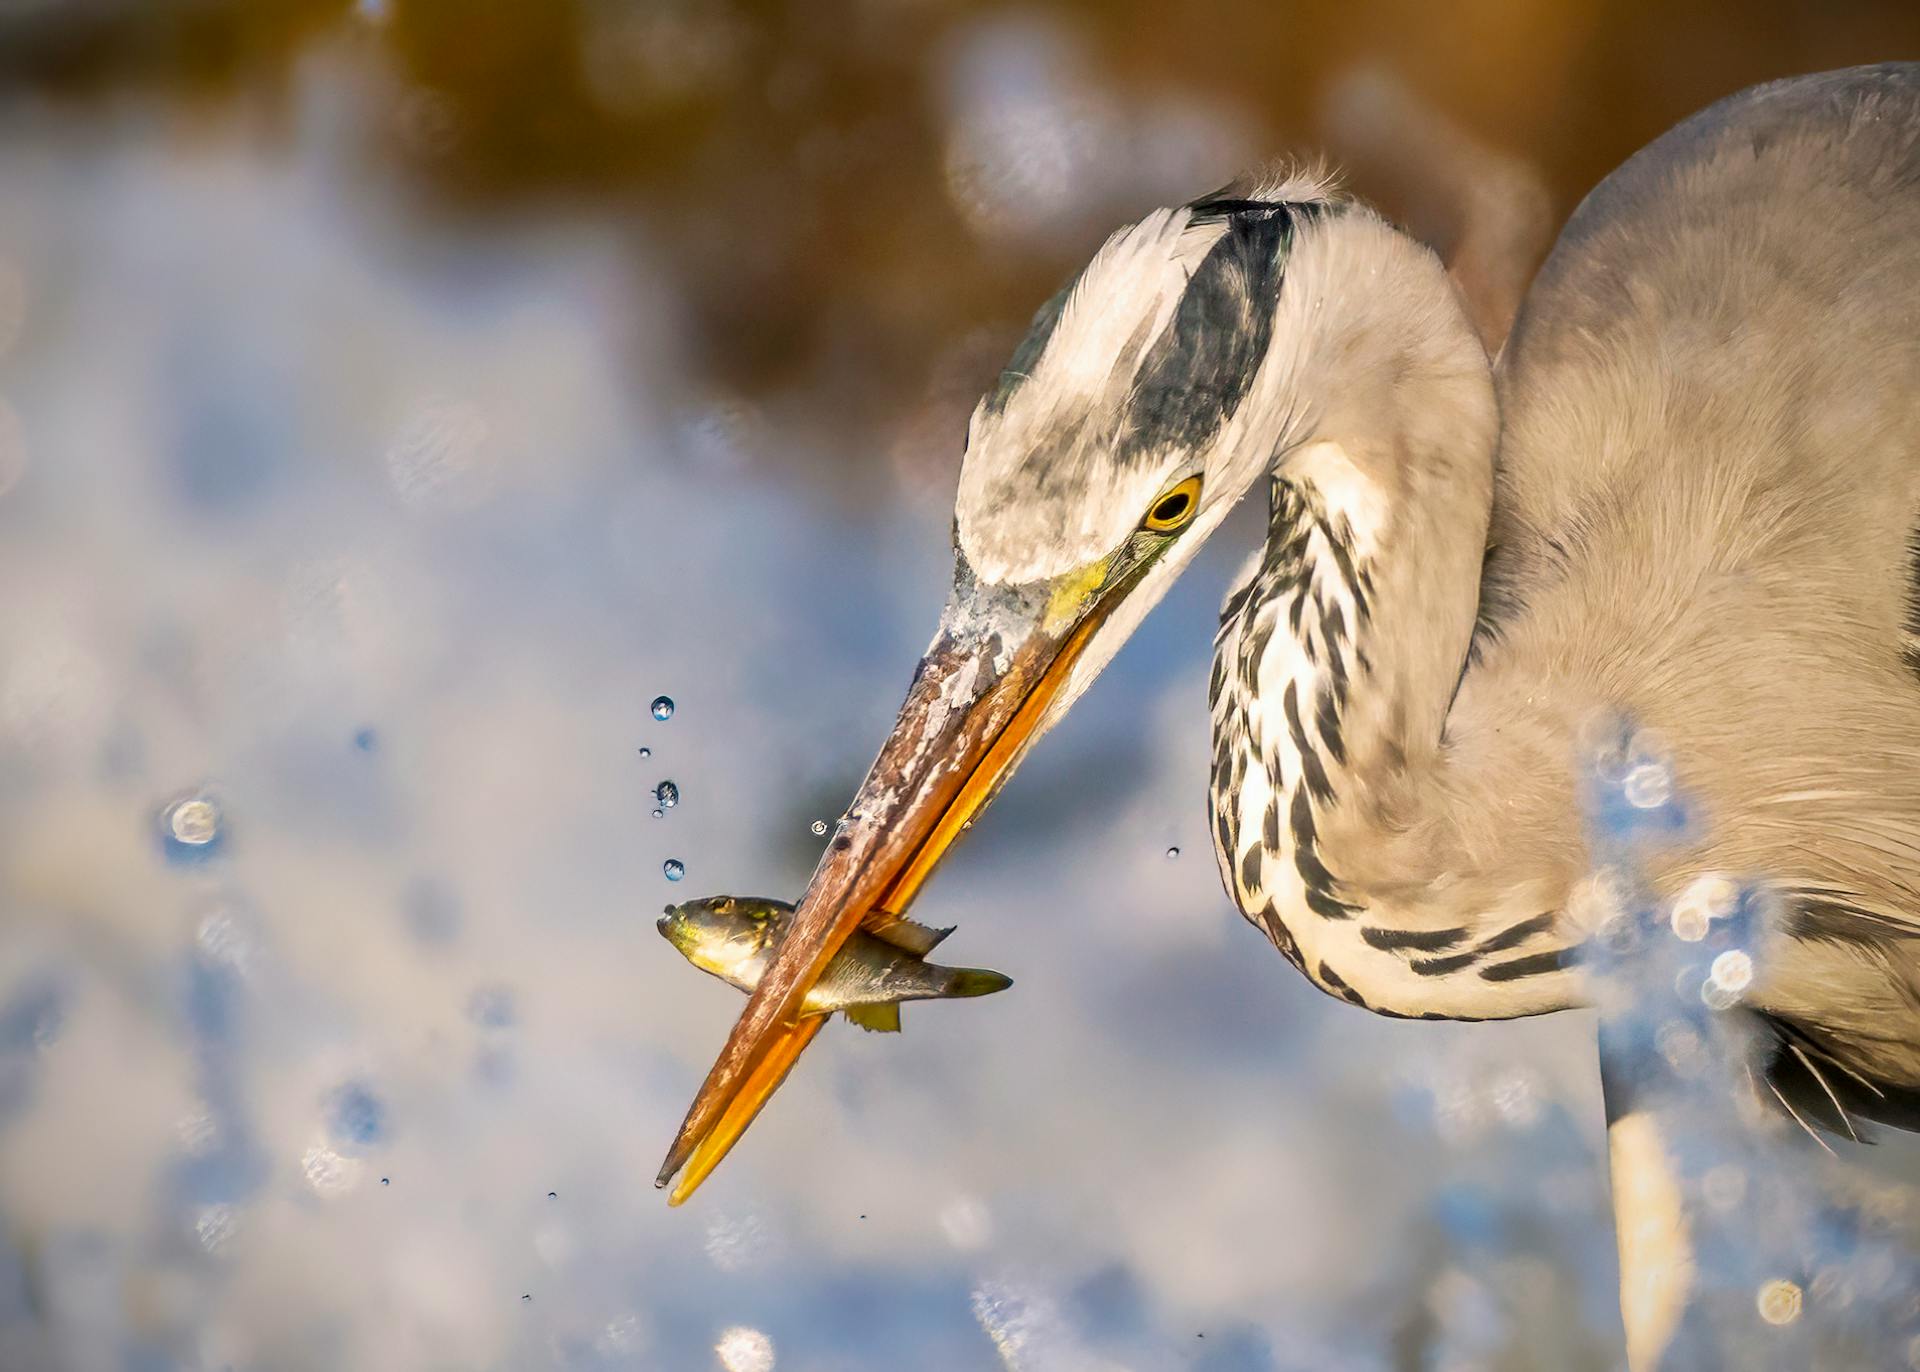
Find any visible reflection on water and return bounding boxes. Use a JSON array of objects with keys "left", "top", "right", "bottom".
[{"left": 0, "top": 8, "right": 1917, "bottom": 1372}]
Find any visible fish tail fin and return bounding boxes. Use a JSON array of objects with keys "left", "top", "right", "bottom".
[{"left": 942, "top": 967, "right": 1013, "bottom": 999}]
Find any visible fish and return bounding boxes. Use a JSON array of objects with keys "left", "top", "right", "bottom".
[{"left": 657, "top": 895, "right": 1011, "bottom": 1033}]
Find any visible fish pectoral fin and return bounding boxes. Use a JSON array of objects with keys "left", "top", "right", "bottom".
[
  {"left": 843, "top": 1002, "right": 902, "bottom": 1034},
  {"left": 866, "top": 916, "right": 956, "bottom": 957}
]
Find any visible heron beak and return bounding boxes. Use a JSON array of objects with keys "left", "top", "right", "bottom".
[{"left": 656, "top": 556, "right": 1129, "bottom": 1202}]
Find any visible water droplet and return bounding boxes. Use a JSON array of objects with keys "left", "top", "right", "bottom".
[
  {"left": 704, "top": 1211, "right": 777, "bottom": 1272},
  {"left": 301, "top": 1143, "right": 364, "bottom": 1196},
  {"left": 938, "top": 1195, "right": 992, "bottom": 1251},
  {"left": 161, "top": 795, "right": 224, "bottom": 859},
  {"left": 1571, "top": 870, "right": 1628, "bottom": 938},
  {"left": 404, "top": 877, "right": 462, "bottom": 944},
  {"left": 386, "top": 395, "right": 491, "bottom": 506},
  {"left": 714, "top": 1326, "right": 774, "bottom": 1372},
  {"left": 1709, "top": 948, "right": 1753, "bottom": 996},
  {"left": 193, "top": 1204, "right": 239, "bottom": 1253},
  {"left": 1700, "top": 979, "right": 1740, "bottom": 1012},
  {"left": 595, "top": 1314, "right": 646, "bottom": 1356},
  {"left": 637, "top": 746, "right": 651, "bottom": 759},
  {"left": 1489, "top": 1068, "right": 1541, "bottom": 1127},
  {"left": 810, "top": 819, "right": 828, "bottom": 837},
  {"left": 522, "top": 1293, "right": 533, "bottom": 1303},
  {"left": 1678, "top": 874, "right": 1736, "bottom": 918},
  {"left": 663, "top": 859, "right": 685, "bottom": 882},
  {"left": 547, "top": 1190, "right": 557, "bottom": 1200},
  {"left": 353, "top": 727, "right": 379, "bottom": 753},
  {"left": 655, "top": 780, "right": 679, "bottom": 810},
  {"left": 327, "top": 1083, "right": 387, "bottom": 1148},
  {"left": 467, "top": 986, "right": 515, "bottom": 1029},
  {"left": 380, "top": 1177, "right": 390, "bottom": 1186},
  {"left": 176, "top": 1106, "right": 219, "bottom": 1154},
  {"left": 1700, "top": 1164, "right": 1745, "bottom": 1212},
  {"left": 1622, "top": 762, "right": 1672, "bottom": 810},
  {"left": 1756, "top": 1278, "right": 1802, "bottom": 1325},
  {"left": 1669, "top": 903, "right": 1710, "bottom": 943},
  {"left": 534, "top": 1219, "right": 575, "bottom": 1267},
  {"left": 652, "top": 808, "right": 664, "bottom": 819},
  {"left": 164, "top": 798, "right": 223, "bottom": 848},
  {"left": 1656, "top": 1020, "right": 1706, "bottom": 1077},
  {"left": 1165, "top": 846, "right": 1180, "bottom": 859},
  {"left": 650, "top": 695, "right": 674, "bottom": 721}
]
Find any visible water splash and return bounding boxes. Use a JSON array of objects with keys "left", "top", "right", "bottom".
[{"left": 1577, "top": 722, "right": 1920, "bottom": 1365}]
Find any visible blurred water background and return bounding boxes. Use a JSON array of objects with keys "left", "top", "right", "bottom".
[{"left": 2, "top": 3, "right": 1920, "bottom": 1369}]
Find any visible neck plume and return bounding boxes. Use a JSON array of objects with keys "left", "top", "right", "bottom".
[{"left": 1209, "top": 207, "right": 1582, "bottom": 1020}]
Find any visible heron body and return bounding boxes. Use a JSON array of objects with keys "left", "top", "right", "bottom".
[
  {"left": 1202, "top": 64, "right": 1920, "bottom": 1125},
  {"left": 660, "top": 63, "right": 1920, "bottom": 1358}
]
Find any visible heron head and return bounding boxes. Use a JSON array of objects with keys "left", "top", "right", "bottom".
[
  {"left": 948, "top": 190, "right": 1327, "bottom": 720},
  {"left": 657, "top": 175, "right": 1342, "bottom": 1201}
]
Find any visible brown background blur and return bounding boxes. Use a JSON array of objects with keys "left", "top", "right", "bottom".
[{"left": 7, "top": 0, "right": 1915, "bottom": 488}]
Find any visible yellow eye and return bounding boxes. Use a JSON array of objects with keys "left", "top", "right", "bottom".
[{"left": 1142, "top": 475, "right": 1203, "bottom": 533}]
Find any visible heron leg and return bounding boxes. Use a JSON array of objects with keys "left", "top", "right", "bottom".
[{"left": 1600, "top": 1041, "right": 1695, "bottom": 1372}]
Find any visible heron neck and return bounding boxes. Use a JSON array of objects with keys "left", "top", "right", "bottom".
[{"left": 1209, "top": 210, "right": 1582, "bottom": 1019}]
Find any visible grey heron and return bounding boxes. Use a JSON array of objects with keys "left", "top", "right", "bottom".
[{"left": 659, "top": 63, "right": 1920, "bottom": 1364}]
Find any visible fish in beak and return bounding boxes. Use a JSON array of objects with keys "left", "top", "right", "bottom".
[
  {"left": 654, "top": 552, "right": 1146, "bottom": 1203},
  {"left": 651, "top": 178, "right": 1271, "bottom": 1202}
]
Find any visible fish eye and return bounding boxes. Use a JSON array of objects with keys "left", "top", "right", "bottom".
[
  {"left": 1142, "top": 475, "right": 1203, "bottom": 533},
  {"left": 711, "top": 897, "right": 734, "bottom": 913}
]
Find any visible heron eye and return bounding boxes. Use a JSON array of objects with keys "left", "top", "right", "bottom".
[{"left": 1142, "top": 476, "right": 1203, "bottom": 533}]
